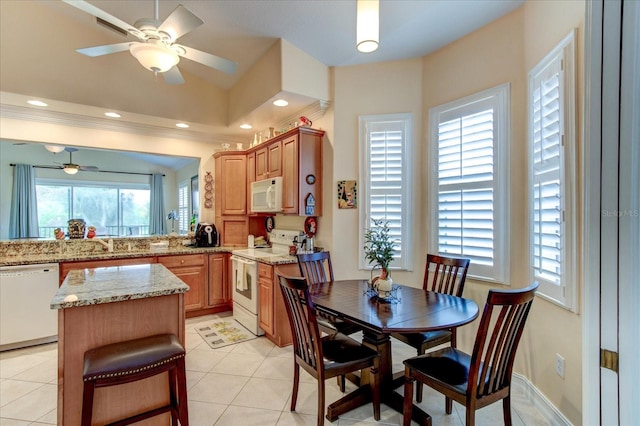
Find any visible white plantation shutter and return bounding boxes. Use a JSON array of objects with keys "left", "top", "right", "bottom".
[
  {"left": 429, "top": 85, "right": 509, "bottom": 282},
  {"left": 178, "top": 183, "right": 189, "bottom": 234},
  {"left": 528, "top": 31, "right": 576, "bottom": 310},
  {"left": 359, "top": 114, "right": 413, "bottom": 271}
]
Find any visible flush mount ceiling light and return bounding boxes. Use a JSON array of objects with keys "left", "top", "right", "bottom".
[
  {"left": 356, "top": 0, "right": 379, "bottom": 53},
  {"left": 27, "top": 100, "right": 48, "bottom": 107},
  {"left": 129, "top": 41, "right": 180, "bottom": 73},
  {"left": 273, "top": 99, "right": 289, "bottom": 107},
  {"left": 104, "top": 112, "right": 121, "bottom": 118},
  {"left": 240, "top": 123, "right": 252, "bottom": 129},
  {"left": 176, "top": 122, "right": 189, "bottom": 128},
  {"left": 44, "top": 145, "right": 65, "bottom": 154},
  {"left": 63, "top": 164, "right": 79, "bottom": 175}
]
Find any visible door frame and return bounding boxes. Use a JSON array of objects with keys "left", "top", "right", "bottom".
[{"left": 583, "top": 0, "right": 640, "bottom": 424}]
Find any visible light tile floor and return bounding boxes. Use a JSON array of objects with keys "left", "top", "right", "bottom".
[{"left": 0, "top": 313, "right": 550, "bottom": 425}]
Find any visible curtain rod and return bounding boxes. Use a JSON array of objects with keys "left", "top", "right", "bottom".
[{"left": 9, "top": 164, "right": 165, "bottom": 177}]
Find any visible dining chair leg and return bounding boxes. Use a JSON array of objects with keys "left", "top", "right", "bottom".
[
  {"left": 176, "top": 357, "right": 189, "bottom": 426},
  {"left": 445, "top": 396, "right": 453, "bottom": 414},
  {"left": 402, "top": 371, "right": 414, "bottom": 426},
  {"left": 465, "top": 406, "right": 476, "bottom": 426},
  {"left": 338, "top": 375, "right": 346, "bottom": 392},
  {"left": 291, "top": 362, "right": 300, "bottom": 411},
  {"left": 502, "top": 395, "right": 513, "bottom": 426},
  {"left": 317, "top": 378, "right": 326, "bottom": 426},
  {"left": 416, "top": 381, "right": 423, "bottom": 402}
]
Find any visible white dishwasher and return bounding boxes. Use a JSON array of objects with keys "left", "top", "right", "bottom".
[{"left": 0, "top": 263, "right": 59, "bottom": 351}]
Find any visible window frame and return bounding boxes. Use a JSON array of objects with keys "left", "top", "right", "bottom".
[
  {"left": 358, "top": 113, "right": 414, "bottom": 272},
  {"left": 528, "top": 30, "right": 577, "bottom": 311},
  {"left": 428, "top": 84, "right": 510, "bottom": 283}
]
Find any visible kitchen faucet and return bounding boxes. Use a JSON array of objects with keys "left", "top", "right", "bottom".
[{"left": 94, "top": 237, "right": 114, "bottom": 253}]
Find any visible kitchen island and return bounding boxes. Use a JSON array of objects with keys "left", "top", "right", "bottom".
[{"left": 51, "top": 263, "right": 189, "bottom": 426}]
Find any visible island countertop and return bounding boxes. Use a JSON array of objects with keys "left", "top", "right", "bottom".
[{"left": 51, "top": 263, "right": 189, "bottom": 309}]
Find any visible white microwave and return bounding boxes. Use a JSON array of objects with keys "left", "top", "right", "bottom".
[{"left": 251, "top": 177, "right": 283, "bottom": 212}]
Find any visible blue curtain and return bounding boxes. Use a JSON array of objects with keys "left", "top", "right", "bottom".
[
  {"left": 149, "top": 173, "right": 166, "bottom": 235},
  {"left": 9, "top": 164, "right": 40, "bottom": 239}
]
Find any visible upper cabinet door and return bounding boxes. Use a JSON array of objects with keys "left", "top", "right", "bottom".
[
  {"left": 215, "top": 154, "right": 247, "bottom": 216},
  {"left": 255, "top": 141, "right": 282, "bottom": 180}
]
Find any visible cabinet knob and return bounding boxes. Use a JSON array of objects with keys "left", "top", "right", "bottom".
[{"left": 180, "top": 260, "right": 185, "bottom": 264}]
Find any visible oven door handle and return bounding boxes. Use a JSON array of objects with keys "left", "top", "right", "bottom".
[{"left": 230, "top": 255, "right": 257, "bottom": 265}]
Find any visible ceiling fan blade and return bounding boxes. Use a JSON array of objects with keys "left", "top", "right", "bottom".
[
  {"left": 62, "top": 0, "right": 140, "bottom": 38},
  {"left": 79, "top": 165, "right": 99, "bottom": 172},
  {"left": 76, "top": 42, "right": 131, "bottom": 57},
  {"left": 163, "top": 66, "right": 185, "bottom": 85},
  {"left": 175, "top": 44, "right": 237, "bottom": 75},
  {"left": 158, "top": 5, "right": 203, "bottom": 42}
]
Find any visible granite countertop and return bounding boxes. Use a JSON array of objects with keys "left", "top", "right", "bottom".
[
  {"left": 0, "top": 236, "right": 298, "bottom": 267},
  {"left": 51, "top": 263, "right": 189, "bottom": 310}
]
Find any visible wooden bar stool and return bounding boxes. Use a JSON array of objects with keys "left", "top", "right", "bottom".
[{"left": 81, "top": 333, "right": 189, "bottom": 426}]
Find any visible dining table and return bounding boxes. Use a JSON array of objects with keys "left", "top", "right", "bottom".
[{"left": 308, "top": 279, "right": 479, "bottom": 425}]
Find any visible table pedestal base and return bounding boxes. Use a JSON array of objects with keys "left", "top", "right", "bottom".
[{"left": 324, "top": 330, "right": 432, "bottom": 426}]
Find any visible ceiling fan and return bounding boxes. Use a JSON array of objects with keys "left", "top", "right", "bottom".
[
  {"left": 62, "top": 0, "right": 237, "bottom": 84},
  {"left": 55, "top": 148, "right": 99, "bottom": 174}
]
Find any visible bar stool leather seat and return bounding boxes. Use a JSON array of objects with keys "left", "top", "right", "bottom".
[{"left": 82, "top": 333, "right": 189, "bottom": 426}]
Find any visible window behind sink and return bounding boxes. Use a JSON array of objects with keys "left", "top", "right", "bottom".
[{"left": 36, "top": 180, "right": 150, "bottom": 237}]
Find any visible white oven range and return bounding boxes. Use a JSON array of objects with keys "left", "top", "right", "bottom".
[{"left": 231, "top": 229, "right": 303, "bottom": 336}]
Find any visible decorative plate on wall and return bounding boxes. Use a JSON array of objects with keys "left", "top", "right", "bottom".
[
  {"left": 304, "top": 216, "right": 317, "bottom": 237},
  {"left": 265, "top": 216, "right": 275, "bottom": 232}
]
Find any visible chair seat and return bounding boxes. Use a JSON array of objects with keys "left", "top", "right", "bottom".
[
  {"left": 83, "top": 334, "right": 185, "bottom": 381},
  {"left": 322, "top": 333, "right": 379, "bottom": 366},
  {"left": 404, "top": 347, "right": 471, "bottom": 394},
  {"left": 391, "top": 329, "right": 452, "bottom": 350}
]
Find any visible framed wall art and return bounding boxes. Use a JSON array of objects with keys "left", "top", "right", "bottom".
[{"left": 337, "top": 180, "right": 357, "bottom": 209}]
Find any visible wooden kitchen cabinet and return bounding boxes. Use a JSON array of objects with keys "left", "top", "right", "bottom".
[
  {"left": 246, "top": 151, "right": 256, "bottom": 214},
  {"left": 281, "top": 128, "right": 323, "bottom": 215},
  {"left": 257, "top": 262, "right": 299, "bottom": 347},
  {"left": 215, "top": 215, "right": 249, "bottom": 246},
  {"left": 207, "top": 253, "right": 229, "bottom": 307},
  {"left": 214, "top": 153, "right": 247, "bottom": 216},
  {"left": 158, "top": 254, "right": 207, "bottom": 312},
  {"left": 255, "top": 140, "right": 282, "bottom": 180}
]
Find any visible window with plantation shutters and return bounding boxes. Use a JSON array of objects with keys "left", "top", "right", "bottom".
[
  {"left": 429, "top": 85, "right": 509, "bottom": 283},
  {"left": 528, "top": 31, "right": 576, "bottom": 310},
  {"left": 178, "top": 182, "right": 189, "bottom": 234},
  {"left": 359, "top": 114, "right": 413, "bottom": 271}
]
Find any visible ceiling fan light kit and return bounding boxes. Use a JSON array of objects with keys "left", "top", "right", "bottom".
[
  {"left": 129, "top": 41, "right": 179, "bottom": 73},
  {"left": 45, "top": 145, "right": 66, "bottom": 154},
  {"left": 356, "top": 0, "right": 379, "bottom": 53},
  {"left": 63, "top": 165, "right": 80, "bottom": 175}
]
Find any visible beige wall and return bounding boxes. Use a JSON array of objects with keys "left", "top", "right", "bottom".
[{"left": 328, "top": 2, "right": 584, "bottom": 424}]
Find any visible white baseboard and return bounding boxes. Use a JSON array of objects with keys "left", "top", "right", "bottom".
[{"left": 512, "top": 373, "right": 573, "bottom": 426}]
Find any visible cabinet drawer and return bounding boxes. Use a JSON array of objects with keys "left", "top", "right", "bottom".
[
  {"left": 258, "top": 262, "right": 273, "bottom": 279},
  {"left": 158, "top": 254, "right": 205, "bottom": 268}
]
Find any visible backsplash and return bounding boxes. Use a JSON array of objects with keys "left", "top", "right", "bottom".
[{"left": 0, "top": 236, "right": 193, "bottom": 260}]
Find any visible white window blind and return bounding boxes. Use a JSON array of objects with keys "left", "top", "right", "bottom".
[
  {"left": 429, "top": 85, "right": 509, "bottom": 283},
  {"left": 528, "top": 30, "right": 576, "bottom": 310},
  {"left": 178, "top": 183, "right": 189, "bottom": 234},
  {"left": 359, "top": 114, "right": 413, "bottom": 271}
]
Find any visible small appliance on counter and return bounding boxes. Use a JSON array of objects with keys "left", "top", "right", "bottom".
[{"left": 195, "top": 222, "right": 219, "bottom": 247}]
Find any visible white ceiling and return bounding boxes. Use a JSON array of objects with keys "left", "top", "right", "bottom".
[{"left": 0, "top": 0, "right": 524, "bottom": 143}]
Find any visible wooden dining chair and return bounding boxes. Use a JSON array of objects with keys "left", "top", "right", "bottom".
[
  {"left": 297, "top": 251, "right": 364, "bottom": 391},
  {"left": 391, "top": 253, "right": 471, "bottom": 403},
  {"left": 277, "top": 273, "right": 381, "bottom": 426},
  {"left": 402, "top": 282, "right": 539, "bottom": 426}
]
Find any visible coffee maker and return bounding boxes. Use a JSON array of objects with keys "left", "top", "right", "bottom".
[{"left": 195, "top": 223, "right": 219, "bottom": 247}]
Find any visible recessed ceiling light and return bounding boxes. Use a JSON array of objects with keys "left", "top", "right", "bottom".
[
  {"left": 273, "top": 99, "right": 288, "bottom": 107},
  {"left": 27, "top": 100, "right": 48, "bottom": 107},
  {"left": 240, "top": 123, "right": 252, "bottom": 129},
  {"left": 176, "top": 122, "right": 189, "bottom": 128},
  {"left": 104, "top": 112, "right": 121, "bottom": 118}
]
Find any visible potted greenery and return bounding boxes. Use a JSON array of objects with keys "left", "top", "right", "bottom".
[{"left": 363, "top": 218, "right": 396, "bottom": 295}]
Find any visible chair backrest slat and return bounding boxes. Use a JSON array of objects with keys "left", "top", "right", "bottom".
[
  {"left": 424, "top": 254, "right": 470, "bottom": 297},
  {"left": 297, "top": 252, "right": 334, "bottom": 285},
  {"left": 277, "top": 274, "right": 323, "bottom": 372},
  {"left": 468, "top": 282, "right": 538, "bottom": 398}
]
